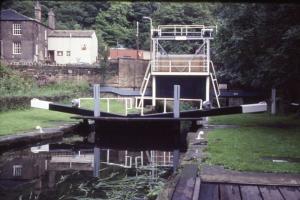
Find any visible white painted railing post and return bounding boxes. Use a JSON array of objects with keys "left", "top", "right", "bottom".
[
  {"left": 141, "top": 97, "right": 144, "bottom": 116},
  {"left": 164, "top": 98, "right": 167, "bottom": 113},
  {"left": 93, "top": 84, "right": 100, "bottom": 117}
]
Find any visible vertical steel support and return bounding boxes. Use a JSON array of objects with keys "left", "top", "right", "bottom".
[
  {"left": 206, "top": 39, "right": 210, "bottom": 102},
  {"left": 93, "top": 84, "right": 100, "bottom": 177},
  {"left": 93, "top": 147, "right": 100, "bottom": 177},
  {"left": 93, "top": 84, "right": 100, "bottom": 117},
  {"left": 206, "top": 77, "right": 210, "bottom": 102},
  {"left": 152, "top": 76, "right": 156, "bottom": 106},
  {"left": 173, "top": 85, "right": 180, "bottom": 118},
  {"left": 173, "top": 85, "right": 180, "bottom": 172},
  {"left": 271, "top": 88, "right": 276, "bottom": 115}
]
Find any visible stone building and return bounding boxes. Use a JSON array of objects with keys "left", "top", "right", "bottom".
[
  {"left": 0, "top": 2, "right": 53, "bottom": 64},
  {"left": 0, "top": 2, "right": 98, "bottom": 65}
]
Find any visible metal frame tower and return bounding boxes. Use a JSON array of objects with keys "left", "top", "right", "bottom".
[{"left": 139, "top": 24, "right": 220, "bottom": 109}]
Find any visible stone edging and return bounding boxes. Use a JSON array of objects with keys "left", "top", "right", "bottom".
[{"left": 0, "top": 122, "right": 80, "bottom": 153}]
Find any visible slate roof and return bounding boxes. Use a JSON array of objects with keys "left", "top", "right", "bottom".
[
  {"left": 0, "top": 8, "right": 51, "bottom": 29},
  {"left": 48, "top": 30, "right": 95, "bottom": 37},
  {"left": 0, "top": 9, "right": 34, "bottom": 21}
]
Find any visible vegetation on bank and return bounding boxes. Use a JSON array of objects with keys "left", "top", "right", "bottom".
[
  {"left": 0, "top": 64, "right": 91, "bottom": 111},
  {"left": 205, "top": 113, "right": 300, "bottom": 173},
  {"left": 0, "top": 65, "right": 90, "bottom": 98}
]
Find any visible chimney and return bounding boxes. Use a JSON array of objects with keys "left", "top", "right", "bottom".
[
  {"left": 48, "top": 8, "right": 55, "bottom": 29},
  {"left": 34, "top": 1, "right": 41, "bottom": 22}
]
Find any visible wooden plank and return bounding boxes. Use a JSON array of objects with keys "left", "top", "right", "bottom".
[
  {"left": 279, "top": 186, "right": 300, "bottom": 200},
  {"left": 192, "top": 178, "right": 201, "bottom": 200},
  {"left": 172, "top": 164, "right": 198, "bottom": 200},
  {"left": 259, "top": 186, "right": 284, "bottom": 200},
  {"left": 198, "top": 183, "right": 219, "bottom": 200},
  {"left": 220, "top": 184, "right": 241, "bottom": 200},
  {"left": 240, "top": 185, "right": 262, "bottom": 200}
]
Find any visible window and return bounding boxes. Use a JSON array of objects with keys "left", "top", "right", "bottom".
[
  {"left": 13, "top": 42, "right": 21, "bottom": 54},
  {"left": 13, "top": 165, "right": 22, "bottom": 176},
  {"left": 57, "top": 51, "right": 63, "bottom": 56},
  {"left": 66, "top": 51, "right": 71, "bottom": 56},
  {"left": 13, "top": 24, "right": 22, "bottom": 35}
]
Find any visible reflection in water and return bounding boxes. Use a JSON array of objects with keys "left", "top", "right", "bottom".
[{"left": 0, "top": 134, "right": 178, "bottom": 200}]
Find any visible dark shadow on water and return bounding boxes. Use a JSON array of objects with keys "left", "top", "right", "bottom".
[{"left": 0, "top": 125, "right": 185, "bottom": 200}]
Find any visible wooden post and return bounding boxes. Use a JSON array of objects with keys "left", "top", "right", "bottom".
[
  {"left": 271, "top": 88, "right": 276, "bottom": 115},
  {"left": 93, "top": 84, "right": 100, "bottom": 117},
  {"left": 173, "top": 85, "right": 180, "bottom": 172}
]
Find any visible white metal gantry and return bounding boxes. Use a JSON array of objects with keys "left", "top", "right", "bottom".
[{"left": 139, "top": 24, "right": 220, "bottom": 109}]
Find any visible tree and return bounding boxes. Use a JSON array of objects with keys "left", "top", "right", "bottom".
[{"left": 214, "top": 3, "right": 300, "bottom": 102}]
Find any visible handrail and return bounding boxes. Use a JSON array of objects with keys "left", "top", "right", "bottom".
[
  {"left": 156, "top": 25, "right": 216, "bottom": 37},
  {"left": 140, "top": 62, "right": 151, "bottom": 94},
  {"left": 135, "top": 96, "right": 203, "bottom": 115}
]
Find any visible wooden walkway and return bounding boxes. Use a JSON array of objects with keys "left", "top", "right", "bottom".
[{"left": 199, "top": 182, "right": 300, "bottom": 200}]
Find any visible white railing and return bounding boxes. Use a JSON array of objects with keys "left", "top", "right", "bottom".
[
  {"left": 78, "top": 97, "right": 134, "bottom": 116},
  {"left": 77, "top": 96, "right": 203, "bottom": 116},
  {"left": 157, "top": 25, "right": 216, "bottom": 37},
  {"left": 135, "top": 96, "right": 203, "bottom": 116},
  {"left": 153, "top": 55, "right": 208, "bottom": 73}
]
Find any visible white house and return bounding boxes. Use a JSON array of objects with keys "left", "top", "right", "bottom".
[{"left": 47, "top": 30, "right": 98, "bottom": 64}]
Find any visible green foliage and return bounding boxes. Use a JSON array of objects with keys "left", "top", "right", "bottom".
[
  {"left": 0, "top": 64, "right": 37, "bottom": 96},
  {"left": 214, "top": 4, "right": 300, "bottom": 100}
]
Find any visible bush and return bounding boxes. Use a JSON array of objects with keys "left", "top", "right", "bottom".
[{"left": 0, "top": 64, "right": 37, "bottom": 96}]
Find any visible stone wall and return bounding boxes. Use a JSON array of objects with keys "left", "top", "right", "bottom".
[
  {"left": 117, "top": 58, "right": 149, "bottom": 89},
  {"left": 8, "top": 58, "right": 149, "bottom": 88}
]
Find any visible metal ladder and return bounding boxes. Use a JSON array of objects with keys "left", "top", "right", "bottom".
[
  {"left": 209, "top": 61, "right": 220, "bottom": 108},
  {"left": 138, "top": 62, "right": 151, "bottom": 108}
]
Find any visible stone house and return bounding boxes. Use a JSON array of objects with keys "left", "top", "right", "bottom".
[{"left": 0, "top": 2, "right": 54, "bottom": 64}]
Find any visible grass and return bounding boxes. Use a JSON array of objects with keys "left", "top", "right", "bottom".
[
  {"left": 205, "top": 113, "right": 300, "bottom": 173},
  {"left": 0, "top": 109, "right": 75, "bottom": 136}
]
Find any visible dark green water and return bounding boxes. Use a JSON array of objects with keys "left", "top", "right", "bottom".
[{"left": 0, "top": 135, "right": 175, "bottom": 200}]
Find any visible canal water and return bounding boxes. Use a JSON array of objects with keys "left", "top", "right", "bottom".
[{"left": 0, "top": 129, "right": 185, "bottom": 200}]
